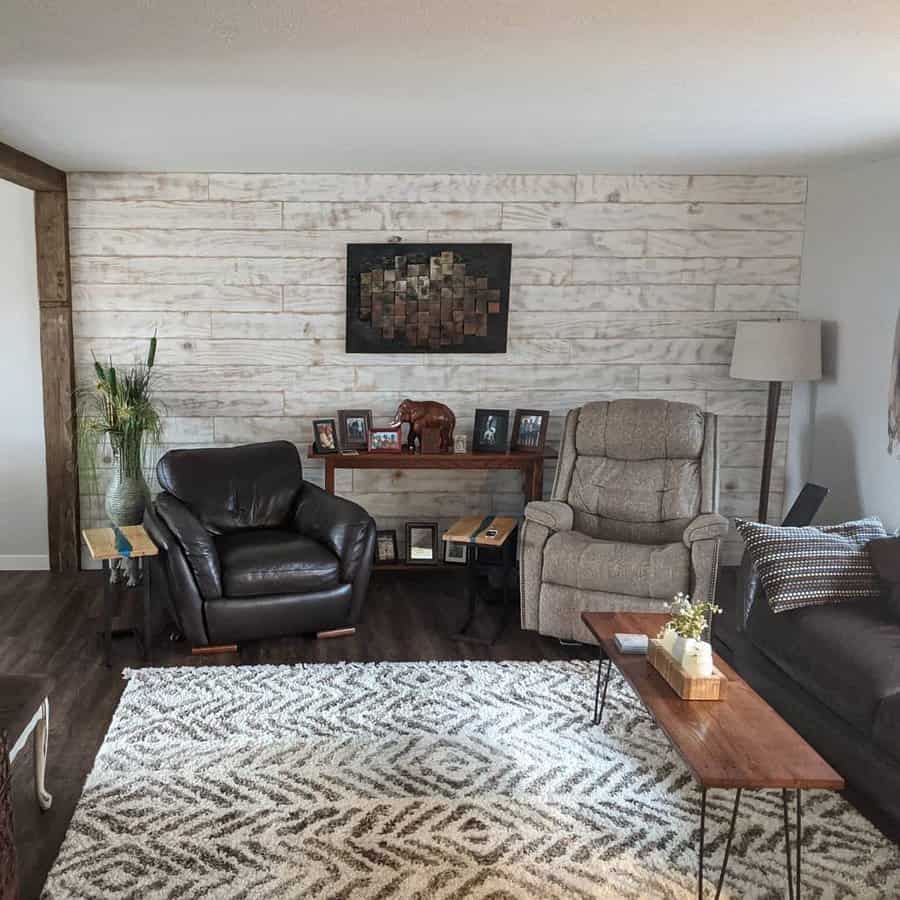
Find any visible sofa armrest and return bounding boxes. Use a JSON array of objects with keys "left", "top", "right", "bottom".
[
  {"left": 154, "top": 492, "right": 222, "bottom": 601},
  {"left": 524, "top": 500, "right": 573, "bottom": 533},
  {"left": 293, "top": 482, "right": 375, "bottom": 583},
  {"left": 682, "top": 513, "right": 729, "bottom": 547}
]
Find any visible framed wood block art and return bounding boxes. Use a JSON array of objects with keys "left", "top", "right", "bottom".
[{"left": 347, "top": 243, "right": 511, "bottom": 353}]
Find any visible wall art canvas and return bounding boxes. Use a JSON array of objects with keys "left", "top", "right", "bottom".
[{"left": 346, "top": 243, "right": 511, "bottom": 353}]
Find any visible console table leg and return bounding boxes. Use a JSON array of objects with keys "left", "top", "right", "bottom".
[
  {"left": 325, "top": 459, "right": 335, "bottom": 494},
  {"left": 796, "top": 790, "right": 802, "bottom": 898},
  {"left": 142, "top": 557, "right": 152, "bottom": 663}
]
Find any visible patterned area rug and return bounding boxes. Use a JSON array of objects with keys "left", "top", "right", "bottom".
[{"left": 43, "top": 661, "right": 900, "bottom": 898}]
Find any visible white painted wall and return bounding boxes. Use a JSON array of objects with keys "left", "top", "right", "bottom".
[
  {"left": 0, "top": 179, "right": 49, "bottom": 569},
  {"left": 786, "top": 156, "right": 900, "bottom": 529}
]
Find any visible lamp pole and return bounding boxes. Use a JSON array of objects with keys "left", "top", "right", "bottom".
[{"left": 758, "top": 380, "right": 782, "bottom": 523}]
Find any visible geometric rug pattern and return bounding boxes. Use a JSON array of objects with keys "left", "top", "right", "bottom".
[{"left": 41, "top": 661, "right": 900, "bottom": 898}]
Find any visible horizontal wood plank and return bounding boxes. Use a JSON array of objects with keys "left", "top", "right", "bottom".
[
  {"left": 501, "top": 201, "right": 805, "bottom": 231},
  {"left": 210, "top": 173, "right": 576, "bottom": 203},
  {"left": 68, "top": 173, "right": 209, "bottom": 201},
  {"left": 72, "top": 283, "right": 283, "bottom": 312},
  {"left": 69, "top": 200, "right": 282, "bottom": 230},
  {"left": 574, "top": 175, "right": 807, "bottom": 204},
  {"left": 574, "top": 257, "right": 801, "bottom": 285}
]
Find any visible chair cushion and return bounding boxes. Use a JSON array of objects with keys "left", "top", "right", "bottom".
[
  {"left": 542, "top": 530, "right": 690, "bottom": 599},
  {"left": 215, "top": 529, "right": 340, "bottom": 598},
  {"left": 748, "top": 594, "right": 900, "bottom": 761},
  {"left": 157, "top": 441, "right": 303, "bottom": 534},
  {"left": 575, "top": 399, "right": 706, "bottom": 460},
  {"left": 0, "top": 675, "right": 51, "bottom": 746},
  {"left": 737, "top": 517, "right": 887, "bottom": 613}
]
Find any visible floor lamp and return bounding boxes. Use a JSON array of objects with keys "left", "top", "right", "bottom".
[{"left": 729, "top": 320, "right": 822, "bottom": 522}]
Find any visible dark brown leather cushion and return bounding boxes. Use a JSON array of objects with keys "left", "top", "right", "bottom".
[
  {"left": 157, "top": 441, "right": 303, "bottom": 534},
  {"left": 0, "top": 675, "right": 51, "bottom": 745},
  {"left": 216, "top": 530, "right": 340, "bottom": 598},
  {"left": 749, "top": 594, "right": 900, "bottom": 758}
]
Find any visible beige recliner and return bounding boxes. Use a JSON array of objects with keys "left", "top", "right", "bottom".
[{"left": 519, "top": 399, "right": 728, "bottom": 643}]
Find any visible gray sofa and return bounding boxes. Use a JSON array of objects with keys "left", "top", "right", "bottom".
[{"left": 519, "top": 399, "right": 728, "bottom": 643}]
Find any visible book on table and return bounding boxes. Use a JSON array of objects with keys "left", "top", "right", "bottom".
[{"left": 613, "top": 633, "right": 649, "bottom": 654}]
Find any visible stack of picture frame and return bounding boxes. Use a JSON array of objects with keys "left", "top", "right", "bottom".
[{"left": 376, "top": 523, "right": 467, "bottom": 566}]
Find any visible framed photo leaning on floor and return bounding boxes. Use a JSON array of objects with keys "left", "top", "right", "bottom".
[{"left": 405, "top": 522, "right": 438, "bottom": 564}]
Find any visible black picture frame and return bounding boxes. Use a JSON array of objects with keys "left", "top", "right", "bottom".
[
  {"left": 346, "top": 243, "right": 512, "bottom": 354},
  {"left": 444, "top": 540, "right": 467, "bottom": 565},
  {"left": 312, "top": 418, "right": 339, "bottom": 454},
  {"left": 511, "top": 409, "right": 550, "bottom": 452},
  {"left": 338, "top": 409, "right": 373, "bottom": 451},
  {"left": 405, "top": 521, "right": 439, "bottom": 565},
  {"left": 376, "top": 530, "right": 399, "bottom": 564},
  {"left": 472, "top": 408, "right": 510, "bottom": 453}
]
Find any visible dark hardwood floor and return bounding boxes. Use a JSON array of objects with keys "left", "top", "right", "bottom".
[
  {"left": 3, "top": 567, "right": 896, "bottom": 898},
  {"left": 1, "top": 568, "right": 594, "bottom": 899}
]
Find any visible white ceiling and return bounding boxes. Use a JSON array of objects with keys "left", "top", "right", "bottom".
[{"left": 2, "top": 0, "right": 899, "bottom": 173}]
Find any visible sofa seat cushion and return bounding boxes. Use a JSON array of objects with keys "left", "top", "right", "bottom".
[
  {"left": 215, "top": 529, "right": 340, "bottom": 598},
  {"left": 542, "top": 530, "right": 690, "bottom": 599},
  {"left": 749, "top": 595, "right": 900, "bottom": 758}
]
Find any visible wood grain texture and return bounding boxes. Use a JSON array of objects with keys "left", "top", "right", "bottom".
[
  {"left": 35, "top": 191, "right": 79, "bottom": 572},
  {"left": 209, "top": 173, "right": 576, "bottom": 203},
  {"left": 502, "top": 201, "right": 805, "bottom": 231},
  {"left": 0, "top": 142, "right": 66, "bottom": 192},
  {"left": 583, "top": 612, "right": 843, "bottom": 790},
  {"left": 574, "top": 175, "right": 807, "bottom": 204},
  {"left": 68, "top": 171, "right": 806, "bottom": 532}
]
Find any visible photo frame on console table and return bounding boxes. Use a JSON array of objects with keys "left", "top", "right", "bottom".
[
  {"left": 511, "top": 409, "right": 549, "bottom": 452},
  {"left": 338, "top": 409, "right": 373, "bottom": 451},
  {"left": 346, "top": 243, "right": 512, "bottom": 354},
  {"left": 368, "top": 425, "right": 403, "bottom": 453},
  {"left": 472, "top": 408, "right": 510, "bottom": 453}
]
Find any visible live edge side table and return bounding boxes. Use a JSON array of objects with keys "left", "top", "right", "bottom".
[
  {"left": 443, "top": 515, "right": 518, "bottom": 645},
  {"left": 82, "top": 525, "right": 158, "bottom": 668}
]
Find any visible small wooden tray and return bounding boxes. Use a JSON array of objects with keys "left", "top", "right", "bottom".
[{"left": 647, "top": 639, "right": 727, "bottom": 701}]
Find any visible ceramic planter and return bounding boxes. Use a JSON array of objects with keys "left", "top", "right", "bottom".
[{"left": 105, "top": 467, "right": 148, "bottom": 527}]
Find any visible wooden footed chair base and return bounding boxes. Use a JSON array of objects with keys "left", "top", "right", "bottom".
[
  {"left": 191, "top": 644, "right": 239, "bottom": 655},
  {"left": 316, "top": 627, "right": 356, "bottom": 640}
]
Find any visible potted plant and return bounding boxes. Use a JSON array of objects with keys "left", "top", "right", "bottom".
[
  {"left": 78, "top": 334, "right": 163, "bottom": 529},
  {"left": 663, "top": 592, "right": 722, "bottom": 675}
]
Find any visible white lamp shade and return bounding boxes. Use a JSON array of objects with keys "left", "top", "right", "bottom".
[{"left": 730, "top": 320, "right": 822, "bottom": 382}]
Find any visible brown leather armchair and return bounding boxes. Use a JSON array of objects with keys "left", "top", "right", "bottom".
[{"left": 145, "top": 441, "right": 376, "bottom": 647}]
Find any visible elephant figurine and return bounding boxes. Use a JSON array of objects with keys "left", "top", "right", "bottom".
[{"left": 390, "top": 399, "right": 456, "bottom": 452}]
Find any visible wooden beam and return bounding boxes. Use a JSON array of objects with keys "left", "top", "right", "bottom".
[
  {"left": 34, "top": 190, "right": 80, "bottom": 571},
  {"left": 0, "top": 143, "right": 65, "bottom": 193}
]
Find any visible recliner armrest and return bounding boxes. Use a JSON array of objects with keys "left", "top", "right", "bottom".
[
  {"left": 155, "top": 491, "right": 223, "bottom": 600},
  {"left": 524, "top": 500, "right": 574, "bottom": 532},
  {"left": 682, "top": 513, "right": 729, "bottom": 547},
  {"left": 293, "top": 482, "right": 375, "bottom": 583}
]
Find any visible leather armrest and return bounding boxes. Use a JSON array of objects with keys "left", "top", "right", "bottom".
[
  {"left": 682, "top": 513, "right": 729, "bottom": 547},
  {"left": 155, "top": 492, "right": 222, "bottom": 601},
  {"left": 293, "top": 482, "right": 375, "bottom": 583},
  {"left": 524, "top": 500, "right": 573, "bottom": 532}
]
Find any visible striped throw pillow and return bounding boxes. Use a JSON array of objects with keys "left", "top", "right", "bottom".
[{"left": 736, "top": 517, "right": 888, "bottom": 614}]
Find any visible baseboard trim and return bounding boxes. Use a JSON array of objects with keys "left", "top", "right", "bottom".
[{"left": 0, "top": 554, "right": 50, "bottom": 571}]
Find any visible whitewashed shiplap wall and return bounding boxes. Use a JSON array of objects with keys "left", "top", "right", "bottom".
[{"left": 69, "top": 173, "right": 805, "bottom": 563}]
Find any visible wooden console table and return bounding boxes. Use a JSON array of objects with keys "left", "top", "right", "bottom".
[{"left": 311, "top": 446, "right": 556, "bottom": 503}]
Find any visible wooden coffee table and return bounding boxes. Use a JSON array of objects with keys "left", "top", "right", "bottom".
[{"left": 582, "top": 612, "right": 844, "bottom": 900}]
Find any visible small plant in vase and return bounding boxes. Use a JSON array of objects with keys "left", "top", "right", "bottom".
[
  {"left": 78, "top": 335, "right": 163, "bottom": 574},
  {"left": 659, "top": 592, "right": 722, "bottom": 677}
]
